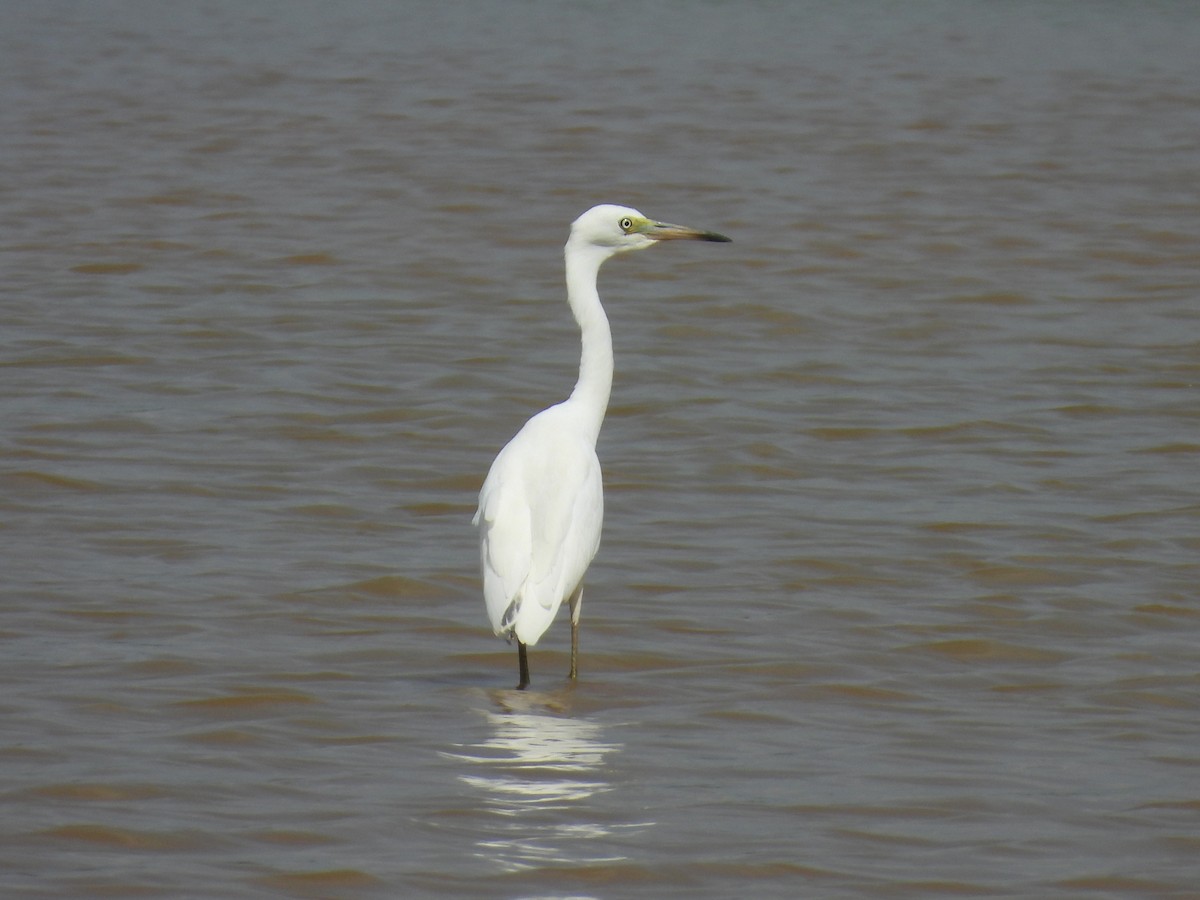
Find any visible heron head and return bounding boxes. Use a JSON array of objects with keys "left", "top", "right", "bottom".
[{"left": 569, "top": 204, "right": 731, "bottom": 256}]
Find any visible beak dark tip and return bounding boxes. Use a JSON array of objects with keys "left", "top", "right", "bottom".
[{"left": 705, "top": 232, "right": 732, "bottom": 243}]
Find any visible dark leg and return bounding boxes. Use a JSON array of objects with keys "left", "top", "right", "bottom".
[
  {"left": 569, "top": 618, "right": 579, "bottom": 680},
  {"left": 516, "top": 640, "right": 530, "bottom": 690},
  {"left": 567, "top": 585, "right": 583, "bottom": 681}
]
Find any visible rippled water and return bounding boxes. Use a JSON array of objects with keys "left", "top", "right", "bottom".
[{"left": 3, "top": 2, "right": 1199, "bottom": 897}]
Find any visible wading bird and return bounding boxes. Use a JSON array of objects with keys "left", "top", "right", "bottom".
[{"left": 472, "top": 205, "right": 731, "bottom": 689}]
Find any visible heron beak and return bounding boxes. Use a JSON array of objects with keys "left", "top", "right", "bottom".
[{"left": 642, "top": 221, "right": 732, "bottom": 243}]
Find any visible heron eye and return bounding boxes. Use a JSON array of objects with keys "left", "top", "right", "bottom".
[{"left": 619, "top": 217, "right": 634, "bottom": 232}]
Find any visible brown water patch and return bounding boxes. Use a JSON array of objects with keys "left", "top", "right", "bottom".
[
  {"left": 872, "top": 880, "right": 1002, "bottom": 896},
  {"left": 786, "top": 800, "right": 987, "bottom": 820},
  {"left": 922, "top": 521, "right": 1002, "bottom": 534},
  {"left": 805, "top": 683, "right": 918, "bottom": 704},
  {"left": 989, "top": 682, "right": 1063, "bottom": 694},
  {"left": 947, "top": 291, "right": 1032, "bottom": 305},
  {"left": 960, "top": 560, "right": 1090, "bottom": 589},
  {"left": 250, "top": 830, "right": 338, "bottom": 846},
  {"left": 343, "top": 575, "right": 454, "bottom": 599},
  {"left": 406, "top": 501, "right": 463, "bottom": 516},
  {"left": 70, "top": 262, "right": 144, "bottom": 274},
  {"left": 703, "top": 708, "right": 794, "bottom": 726},
  {"left": 289, "top": 503, "right": 359, "bottom": 518},
  {"left": 486, "top": 862, "right": 672, "bottom": 892},
  {"left": 176, "top": 690, "right": 318, "bottom": 713},
  {"left": 255, "top": 869, "right": 382, "bottom": 892},
  {"left": 280, "top": 252, "right": 338, "bottom": 266},
  {"left": 63, "top": 607, "right": 154, "bottom": 623},
  {"left": 1095, "top": 690, "right": 1198, "bottom": 711},
  {"left": 183, "top": 728, "right": 266, "bottom": 746},
  {"left": 3, "top": 470, "right": 108, "bottom": 492},
  {"left": 42, "top": 824, "right": 207, "bottom": 852},
  {"left": 125, "top": 657, "right": 204, "bottom": 677},
  {"left": 808, "top": 426, "right": 884, "bottom": 441},
  {"left": 1133, "top": 603, "right": 1199, "bottom": 618},
  {"left": 833, "top": 826, "right": 939, "bottom": 848},
  {"left": 687, "top": 860, "right": 841, "bottom": 881},
  {"left": 1132, "top": 442, "right": 1200, "bottom": 455},
  {"left": 1056, "top": 874, "right": 1180, "bottom": 893},
  {"left": 909, "top": 639, "right": 1067, "bottom": 665},
  {"left": 29, "top": 783, "right": 167, "bottom": 802}
]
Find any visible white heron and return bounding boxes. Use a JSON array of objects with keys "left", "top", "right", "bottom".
[{"left": 472, "top": 204, "right": 731, "bottom": 689}]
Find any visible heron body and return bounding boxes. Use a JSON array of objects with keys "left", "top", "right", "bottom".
[{"left": 473, "top": 204, "right": 730, "bottom": 689}]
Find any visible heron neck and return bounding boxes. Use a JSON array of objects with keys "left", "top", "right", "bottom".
[{"left": 564, "top": 243, "right": 613, "bottom": 445}]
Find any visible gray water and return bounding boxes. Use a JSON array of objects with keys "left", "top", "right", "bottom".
[{"left": 3, "top": 2, "right": 1199, "bottom": 897}]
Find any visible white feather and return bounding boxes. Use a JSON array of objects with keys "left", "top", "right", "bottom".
[{"left": 475, "top": 404, "right": 602, "bottom": 645}]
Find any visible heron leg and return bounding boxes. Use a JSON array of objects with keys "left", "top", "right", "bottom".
[
  {"left": 567, "top": 585, "right": 583, "bottom": 680},
  {"left": 516, "top": 640, "right": 530, "bottom": 690}
]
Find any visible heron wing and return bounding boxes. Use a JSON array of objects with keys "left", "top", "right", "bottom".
[
  {"left": 475, "top": 448, "right": 532, "bottom": 635},
  {"left": 474, "top": 411, "right": 603, "bottom": 644}
]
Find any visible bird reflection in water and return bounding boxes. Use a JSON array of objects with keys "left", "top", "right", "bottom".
[{"left": 445, "top": 691, "right": 649, "bottom": 873}]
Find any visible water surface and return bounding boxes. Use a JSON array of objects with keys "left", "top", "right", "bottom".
[{"left": 2, "top": 2, "right": 1199, "bottom": 897}]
